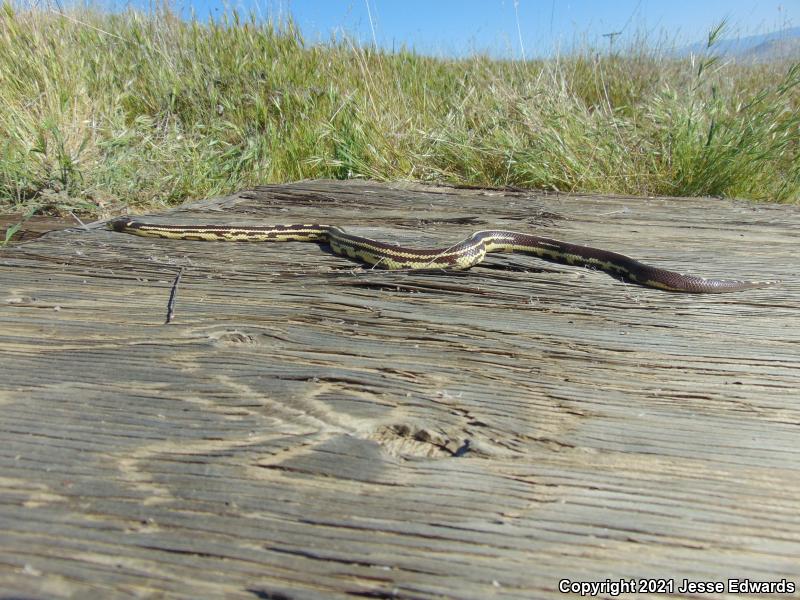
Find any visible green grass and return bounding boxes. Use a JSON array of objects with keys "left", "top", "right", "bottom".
[{"left": 1, "top": 4, "right": 799, "bottom": 217}]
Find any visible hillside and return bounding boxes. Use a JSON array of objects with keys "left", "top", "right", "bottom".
[{"left": 681, "top": 26, "right": 800, "bottom": 62}]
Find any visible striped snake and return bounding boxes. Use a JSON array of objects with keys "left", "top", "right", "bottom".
[{"left": 110, "top": 219, "right": 778, "bottom": 293}]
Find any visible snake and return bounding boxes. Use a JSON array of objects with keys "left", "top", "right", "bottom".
[{"left": 110, "top": 219, "right": 778, "bottom": 293}]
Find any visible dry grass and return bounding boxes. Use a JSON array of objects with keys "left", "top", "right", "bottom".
[{"left": 1, "top": 5, "right": 799, "bottom": 218}]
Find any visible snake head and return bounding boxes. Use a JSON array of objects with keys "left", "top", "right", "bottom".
[{"left": 108, "top": 218, "right": 136, "bottom": 232}]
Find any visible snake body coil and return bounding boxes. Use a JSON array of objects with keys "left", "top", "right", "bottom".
[{"left": 111, "top": 219, "right": 778, "bottom": 293}]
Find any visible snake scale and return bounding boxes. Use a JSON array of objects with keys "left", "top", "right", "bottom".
[{"left": 110, "top": 219, "right": 778, "bottom": 293}]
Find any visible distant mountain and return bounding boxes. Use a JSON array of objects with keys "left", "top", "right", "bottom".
[{"left": 679, "top": 26, "right": 800, "bottom": 63}]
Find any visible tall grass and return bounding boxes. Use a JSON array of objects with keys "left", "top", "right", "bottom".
[{"left": 1, "top": 4, "right": 798, "bottom": 216}]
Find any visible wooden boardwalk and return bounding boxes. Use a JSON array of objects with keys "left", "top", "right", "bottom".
[{"left": 1, "top": 180, "right": 798, "bottom": 599}]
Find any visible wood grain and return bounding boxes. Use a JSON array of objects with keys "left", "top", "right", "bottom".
[{"left": 1, "top": 180, "right": 798, "bottom": 599}]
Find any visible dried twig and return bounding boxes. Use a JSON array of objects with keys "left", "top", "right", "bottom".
[
  {"left": 69, "top": 212, "right": 89, "bottom": 230},
  {"left": 165, "top": 267, "right": 184, "bottom": 325}
]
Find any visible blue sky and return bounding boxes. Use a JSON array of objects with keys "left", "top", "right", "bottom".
[{"left": 151, "top": 0, "right": 798, "bottom": 57}]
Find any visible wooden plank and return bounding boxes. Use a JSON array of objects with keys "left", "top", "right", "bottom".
[
  {"left": 0, "top": 214, "right": 78, "bottom": 243},
  {"left": 0, "top": 179, "right": 798, "bottom": 599}
]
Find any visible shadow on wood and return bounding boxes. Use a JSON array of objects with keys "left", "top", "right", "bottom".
[{"left": 1, "top": 180, "right": 798, "bottom": 599}]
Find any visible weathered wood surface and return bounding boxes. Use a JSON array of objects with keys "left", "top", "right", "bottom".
[
  {"left": 0, "top": 214, "right": 76, "bottom": 244},
  {"left": 0, "top": 179, "right": 798, "bottom": 600}
]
